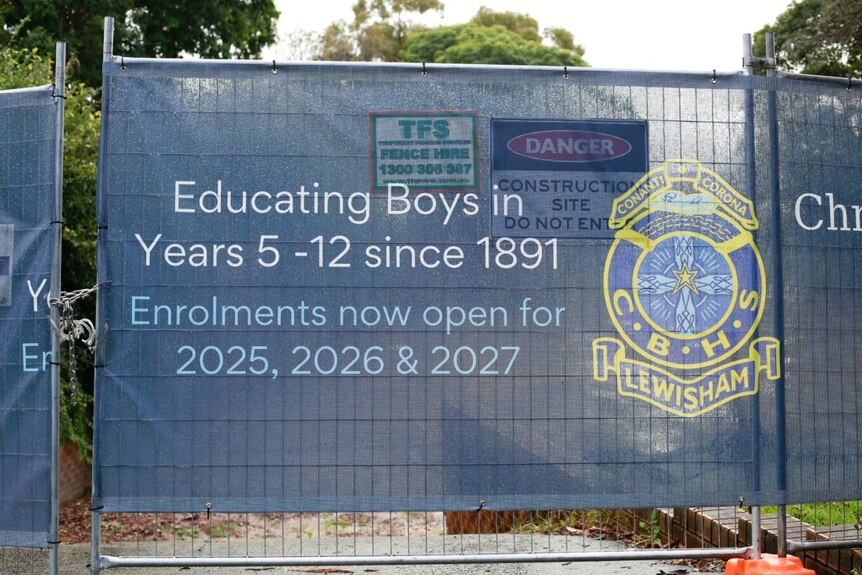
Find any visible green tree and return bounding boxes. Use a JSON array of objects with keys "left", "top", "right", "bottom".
[
  {"left": 400, "top": 23, "right": 586, "bottom": 66},
  {"left": 313, "top": 4, "right": 588, "bottom": 67},
  {"left": 317, "top": 23, "right": 357, "bottom": 62},
  {"left": 469, "top": 7, "right": 542, "bottom": 42},
  {"left": 544, "top": 27, "right": 582, "bottom": 54},
  {"left": 755, "top": 0, "right": 862, "bottom": 76},
  {"left": 0, "top": 41, "right": 98, "bottom": 459},
  {"left": 465, "top": 7, "right": 585, "bottom": 59},
  {"left": 1, "top": 0, "right": 279, "bottom": 87},
  {"left": 315, "top": 0, "right": 444, "bottom": 61}
]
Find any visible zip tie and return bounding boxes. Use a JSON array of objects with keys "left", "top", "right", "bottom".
[
  {"left": 89, "top": 505, "right": 105, "bottom": 512},
  {"left": 848, "top": 76, "right": 853, "bottom": 90},
  {"left": 272, "top": 60, "right": 277, "bottom": 74},
  {"left": 563, "top": 66, "right": 569, "bottom": 79},
  {"left": 50, "top": 84, "right": 67, "bottom": 100},
  {"left": 120, "top": 56, "right": 126, "bottom": 72},
  {"left": 421, "top": 62, "right": 427, "bottom": 77},
  {"left": 712, "top": 69, "right": 717, "bottom": 84},
  {"left": 47, "top": 539, "right": 61, "bottom": 545},
  {"left": 50, "top": 220, "right": 64, "bottom": 225},
  {"left": 476, "top": 500, "right": 486, "bottom": 511}
]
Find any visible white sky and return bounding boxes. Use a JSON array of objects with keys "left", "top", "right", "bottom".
[{"left": 264, "top": 0, "right": 791, "bottom": 72}]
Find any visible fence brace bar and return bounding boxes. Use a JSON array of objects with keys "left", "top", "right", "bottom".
[{"left": 100, "top": 547, "right": 751, "bottom": 570}]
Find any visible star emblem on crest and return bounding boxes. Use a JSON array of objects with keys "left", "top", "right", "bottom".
[
  {"left": 672, "top": 261, "right": 699, "bottom": 295},
  {"left": 635, "top": 235, "right": 733, "bottom": 336}
]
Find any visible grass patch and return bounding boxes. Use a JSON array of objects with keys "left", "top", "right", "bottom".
[
  {"left": 761, "top": 502, "right": 862, "bottom": 527},
  {"left": 170, "top": 525, "right": 200, "bottom": 539},
  {"left": 514, "top": 509, "right": 628, "bottom": 535},
  {"left": 208, "top": 521, "right": 240, "bottom": 538}
]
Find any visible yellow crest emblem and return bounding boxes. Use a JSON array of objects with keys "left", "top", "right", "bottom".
[{"left": 593, "top": 160, "right": 780, "bottom": 416}]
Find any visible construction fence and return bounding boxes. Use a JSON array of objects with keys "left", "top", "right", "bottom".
[{"left": 2, "top": 25, "right": 862, "bottom": 575}]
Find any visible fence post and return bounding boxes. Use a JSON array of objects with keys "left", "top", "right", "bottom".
[
  {"left": 49, "top": 40, "right": 66, "bottom": 575},
  {"left": 742, "top": 32, "right": 764, "bottom": 562},
  {"left": 89, "top": 18, "right": 114, "bottom": 575},
  {"left": 725, "top": 26, "right": 811, "bottom": 575},
  {"left": 763, "top": 29, "right": 790, "bottom": 561}
]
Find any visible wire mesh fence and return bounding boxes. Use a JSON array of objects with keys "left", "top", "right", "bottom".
[
  {"left": 94, "top": 507, "right": 749, "bottom": 562},
  {"left": 787, "top": 502, "right": 862, "bottom": 541},
  {"left": 82, "top": 23, "right": 862, "bottom": 575},
  {"left": 5, "top": 504, "right": 857, "bottom": 573}
]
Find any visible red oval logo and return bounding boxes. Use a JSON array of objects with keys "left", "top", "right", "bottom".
[{"left": 507, "top": 130, "right": 632, "bottom": 163}]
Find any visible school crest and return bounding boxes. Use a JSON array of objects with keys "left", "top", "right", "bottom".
[{"left": 592, "top": 160, "right": 780, "bottom": 416}]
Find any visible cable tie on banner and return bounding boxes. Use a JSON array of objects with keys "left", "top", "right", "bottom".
[
  {"left": 47, "top": 539, "right": 61, "bottom": 545},
  {"left": 711, "top": 69, "right": 717, "bottom": 84},
  {"left": 421, "top": 62, "right": 427, "bottom": 77},
  {"left": 563, "top": 66, "right": 569, "bottom": 79},
  {"left": 120, "top": 56, "right": 126, "bottom": 72},
  {"left": 272, "top": 60, "right": 278, "bottom": 74},
  {"left": 48, "top": 361, "right": 61, "bottom": 366},
  {"left": 94, "top": 363, "right": 107, "bottom": 369},
  {"left": 50, "top": 84, "right": 67, "bottom": 100},
  {"left": 50, "top": 220, "right": 64, "bottom": 225},
  {"left": 476, "top": 500, "right": 486, "bottom": 511},
  {"left": 89, "top": 505, "right": 105, "bottom": 512},
  {"left": 206, "top": 502, "right": 212, "bottom": 520},
  {"left": 848, "top": 76, "right": 853, "bottom": 90}
]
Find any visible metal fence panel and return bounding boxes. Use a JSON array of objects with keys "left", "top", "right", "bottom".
[
  {"left": 775, "top": 78, "right": 862, "bottom": 505},
  {"left": 94, "top": 62, "right": 790, "bottom": 514},
  {"left": 0, "top": 85, "right": 59, "bottom": 548}
]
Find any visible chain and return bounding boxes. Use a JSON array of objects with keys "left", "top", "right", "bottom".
[{"left": 49, "top": 285, "right": 98, "bottom": 404}]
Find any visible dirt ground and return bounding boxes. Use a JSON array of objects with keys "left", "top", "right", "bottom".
[{"left": 60, "top": 496, "right": 446, "bottom": 544}]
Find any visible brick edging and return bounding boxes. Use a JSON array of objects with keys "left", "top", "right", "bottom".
[{"left": 59, "top": 443, "right": 91, "bottom": 506}]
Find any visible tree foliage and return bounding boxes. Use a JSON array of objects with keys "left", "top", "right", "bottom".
[
  {"left": 755, "top": 0, "right": 862, "bottom": 76},
  {"left": 1, "top": 0, "right": 279, "bottom": 87},
  {"left": 401, "top": 23, "right": 586, "bottom": 66},
  {"left": 469, "top": 7, "right": 541, "bottom": 43},
  {"left": 544, "top": 27, "right": 580, "bottom": 53},
  {"left": 315, "top": 0, "right": 443, "bottom": 61},
  {"left": 0, "top": 40, "right": 98, "bottom": 460},
  {"left": 312, "top": 2, "right": 588, "bottom": 67}
]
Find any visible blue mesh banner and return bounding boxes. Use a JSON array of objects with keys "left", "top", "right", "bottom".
[
  {"left": 776, "top": 78, "right": 862, "bottom": 504},
  {"left": 0, "top": 86, "right": 58, "bottom": 547},
  {"left": 92, "top": 61, "right": 861, "bottom": 513}
]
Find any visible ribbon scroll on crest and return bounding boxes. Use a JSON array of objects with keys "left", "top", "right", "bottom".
[{"left": 593, "top": 337, "right": 780, "bottom": 417}]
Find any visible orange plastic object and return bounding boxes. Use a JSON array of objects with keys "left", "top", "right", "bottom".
[{"left": 725, "top": 554, "right": 816, "bottom": 575}]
